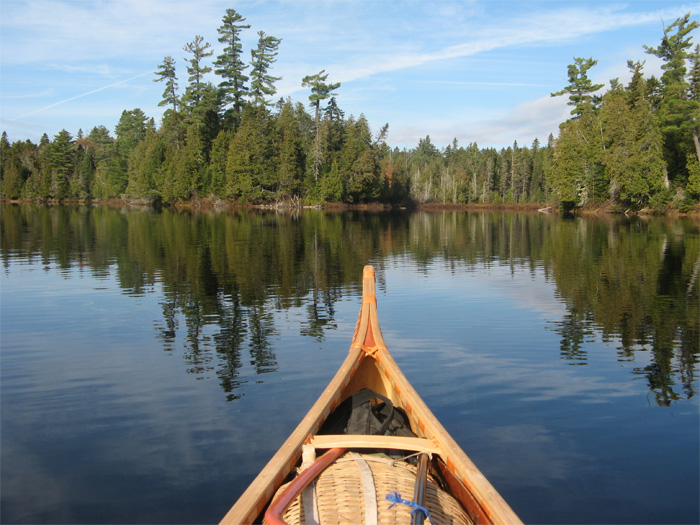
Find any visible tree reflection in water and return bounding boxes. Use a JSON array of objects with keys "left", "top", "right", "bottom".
[{"left": 1, "top": 204, "right": 697, "bottom": 406}]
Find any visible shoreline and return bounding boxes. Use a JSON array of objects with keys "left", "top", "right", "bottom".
[{"left": 1, "top": 197, "right": 699, "bottom": 217}]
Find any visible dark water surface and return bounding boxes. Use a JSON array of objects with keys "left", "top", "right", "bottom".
[{"left": 1, "top": 205, "right": 698, "bottom": 524}]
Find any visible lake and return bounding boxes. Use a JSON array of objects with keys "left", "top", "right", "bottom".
[{"left": 1, "top": 204, "right": 698, "bottom": 524}]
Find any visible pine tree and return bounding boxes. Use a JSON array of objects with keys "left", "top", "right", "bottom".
[
  {"left": 154, "top": 56, "right": 179, "bottom": 117},
  {"left": 182, "top": 36, "right": 214, "bottom": 115},
  {"left": 214, "top": 8, "right": 250, "bottom": 126},
  {"left": 644, "top": 13, "right": 700, "bottom": 183},
  {"left": 249, "top": 31, "right": 282, "bottom": 107},
  {"left": 302, "top": 70, "right": 341, "bottom": 182},
  {"left": 551, "top": 57, "right": 605, "bottom": 117}
]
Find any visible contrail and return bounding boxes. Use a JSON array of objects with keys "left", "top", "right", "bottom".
[{"left": 14, "top": 71, "right": 152, "bottom": 120}]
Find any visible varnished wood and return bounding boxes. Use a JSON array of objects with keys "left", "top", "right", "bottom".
[
  {"left": 306, "top": 434, "right": 441, "bottom": 455},
  {"left": 220, "top": 265, "right": 522, "bottom": 525}
]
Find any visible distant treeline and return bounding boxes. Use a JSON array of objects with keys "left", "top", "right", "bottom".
[{"left": 1, "top": 11, "right": 698, "bottom": 211}]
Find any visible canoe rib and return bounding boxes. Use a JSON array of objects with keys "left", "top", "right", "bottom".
[{"left": 220, "top": 265, "right": 521, "bottom": 525}]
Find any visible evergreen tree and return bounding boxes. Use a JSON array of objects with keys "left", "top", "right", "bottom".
[
  {"left": 226, "top": 106, "right": 275, "bottom": 202},
  {"left": 249, "top": 31, "right": 282, "bottom": 107},
  {"left": 169, "top": 125, "right": 205, "bottom": 200},
  {"left": 302, "top": 70, "right": 341, "bottom": 182},
  {"left": 73, "top": 136, "right": 94, "bottom": 198},
  {"left": 0, "top": 132, "right": 23, "bottom": 199},
  {"left": 644, "top": 13, "right": 700, "bottom": 182},
  {"left": 549, "top": 107, "right": 605, "bottom": 208},
  {"left": 208, "top": 130, "right": 231, "bottom": 196},
  {"left": 601, "top": 77, "right": 666, "bottom": 206},
  {"left": 86, "top": 125, "right": 115, "bottom": 198},
  {"left": 154, "top": 56, "right": 179, "bottom": 118},
  {"left": 48, "top": 129, "right": 74, "bottom": 199},
  {"left": 36, "top": 133, "right": 52, "bottom": 199},
  {"left": 182, "top": 36, "right": 214, "bottom": 114},
  {"left": 276, "top": 100, "right": 304, "bottom": 200},
  {"left": 127, "top": 128, "right": 166, "bottom": 197},
  {"left": 112, "top": 109, "right": 151, "bottom": 196},
  {"left": 214, "top": 8, "right": 250, "bottom": 126},
  {"left": 551, "top": 57, "right": 605, "bottom": 117}
]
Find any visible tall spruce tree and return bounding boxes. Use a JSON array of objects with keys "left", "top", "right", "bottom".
[{"left": 214, "top": 8, "right": 250, "bottom": 126}]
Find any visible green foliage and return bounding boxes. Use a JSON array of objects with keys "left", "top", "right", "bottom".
[
  {"left": 214, "top": 8, "right": 250, "bottom": 125},
  {"left": 551, "top": 57, "right": 605, "bottom": 117},
  {"left": 2, "top": 8, "right": 697, "bottom": 211},
  {"left": 226, "top": 107, "right": 275, "bottom": 202},
  {"left": 48, "top": 129, "right": 74, "bottom": 199},
  {"left": 154, "top": 56, "right": 179, "bottom": 117},
  {"left": 249, "top": 31, "right": 282, "bottom": 107},
  {"left": 686, "top": 153, "right": 700, "bottom": 198},
  {"left": 601, "top": 79, "right": 666, "bottom": 206},
  {"left": 302, "top": 70, "right": 341, "bottom": 117},
  {"left": 111, "top": 109, "right": 151, "bottom": 197},
  {"left": 276, "top": 101, "right": 304, "bottom": 199},
  {"left": 644, "top": 13, "right": 700, "bottom": 185},
  {"left": 548, "top": 108, "right": 605, "bottom": 207},
  {"left": 182, "top": 35, "right": 213, "bottom": 111}
]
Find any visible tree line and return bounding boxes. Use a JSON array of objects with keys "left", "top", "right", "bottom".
[{"left": 1, "top": 10, "right": 698, "bottom": 211}]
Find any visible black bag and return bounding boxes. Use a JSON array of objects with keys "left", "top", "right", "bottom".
[{"left": 320, "top": 388, "right": 416, "bottom": 438}]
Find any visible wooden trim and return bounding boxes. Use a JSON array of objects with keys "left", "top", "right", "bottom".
[
  {"left": 219, "top": 347, "right": 364, "bottom": 525},
  {"left": 437, "top": 457, "right": 493, "bottom": 525},
  {"left": 307, "top": 434, "right": 441, "bottom": 455}
]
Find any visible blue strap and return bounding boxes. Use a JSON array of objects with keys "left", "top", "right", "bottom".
[{"left": 385, "top": 491, "right": 434, "bottom": 524}]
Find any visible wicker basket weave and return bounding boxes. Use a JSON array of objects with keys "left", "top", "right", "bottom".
[{"left": 265, "top": 452, "right": 473, "bottom": 525}]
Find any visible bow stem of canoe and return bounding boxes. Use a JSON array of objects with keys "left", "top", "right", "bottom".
[{"left": 220, "top": 265, "right": 521, "bottom": 525}]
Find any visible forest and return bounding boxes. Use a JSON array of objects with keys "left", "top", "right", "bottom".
[{"left": 1, "top": 10, "right": 698, "bottom": 211}]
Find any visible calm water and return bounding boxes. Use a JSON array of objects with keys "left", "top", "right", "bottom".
[{"left": 1, "top": 205, "right": 698, "bottom": 524}]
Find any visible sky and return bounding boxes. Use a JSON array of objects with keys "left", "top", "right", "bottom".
[{"left": 0, "top": 0, "right": 697, "bottom": 150}]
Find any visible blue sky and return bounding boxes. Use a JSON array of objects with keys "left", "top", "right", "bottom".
[{"left": 0, "top": 1, "right": 697, "bottom": 149}]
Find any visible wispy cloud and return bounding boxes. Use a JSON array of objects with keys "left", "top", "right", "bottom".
[
  {"left": 11, "top": 72, "right": 152, "bottom": 120},
  {"left": 322, "top": 4, "right": 692, "bottom": 85}
]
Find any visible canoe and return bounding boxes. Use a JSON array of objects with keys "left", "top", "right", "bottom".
[{"left": 221, "top": 265, "right": 521, "bottom": 525}]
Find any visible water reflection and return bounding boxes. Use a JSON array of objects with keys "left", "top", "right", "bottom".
[{"left": 1, "top": 204, "right": 697, "bottom": 406}]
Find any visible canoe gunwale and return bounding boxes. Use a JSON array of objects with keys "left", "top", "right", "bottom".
[{"left": 220, "top": 265, "right": 521, "bottom": 525}]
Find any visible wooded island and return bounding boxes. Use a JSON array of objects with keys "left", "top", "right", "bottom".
[{"left": 1, "top": 10, "right": 698, "bottom": 212}]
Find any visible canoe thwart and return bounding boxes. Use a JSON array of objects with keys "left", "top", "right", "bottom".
[{"left": 306, "top": 434, "right": 441, "bottom": 455}]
